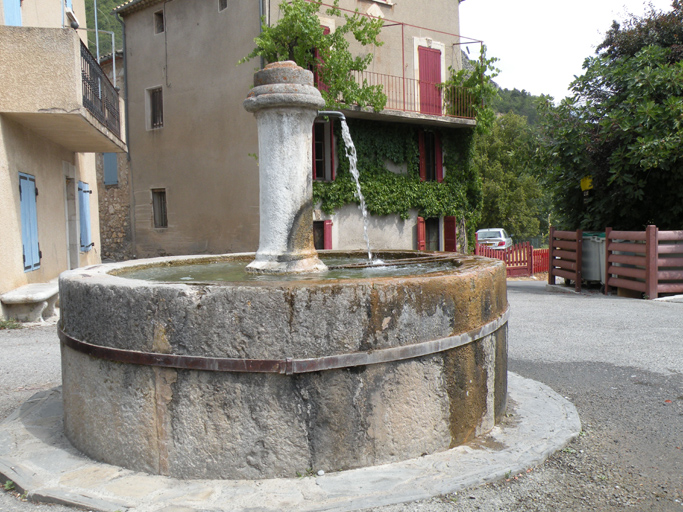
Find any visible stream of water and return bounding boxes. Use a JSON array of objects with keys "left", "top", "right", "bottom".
[{"left": 340, "top": 119, "right": 374, "bottom": 261}]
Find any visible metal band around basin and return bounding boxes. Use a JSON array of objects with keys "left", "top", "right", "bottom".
[{"left": 59, "top": 307, "right": 509, "bottom": 375}]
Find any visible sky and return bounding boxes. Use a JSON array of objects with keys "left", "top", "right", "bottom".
[{"left": 458, "top": 0, "right": 676, "bottom": 100}]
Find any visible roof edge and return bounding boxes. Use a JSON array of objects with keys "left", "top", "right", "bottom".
[{"left": 114, "top": 0, "right": 165, "bottom": 16}]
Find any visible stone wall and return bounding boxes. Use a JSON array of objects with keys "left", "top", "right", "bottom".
[{"left": 96, "top": 152, "right": 134, "bottom": 261}]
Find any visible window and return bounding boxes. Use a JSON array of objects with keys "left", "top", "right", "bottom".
[
  {"left": 152, "top": 189, "right": 168, "bottom": 228},
  {"left": 154, "top": 10, "right": 165, "bottom": 34},
  {"left": 103, "top": 153, "right": 118, "bottom": 185},
  {"left": 313, "top": 220, "right": 332, "bottom": 250},
  {"left": 313, "top": 120, "right": 335, "bottom": 181},
  {"left": 78, "top": 181, "right": 93, "bottom": 252},
  {"left": 418, "top": 129, "right": 443, "bottom": 182},
  {"left": 19, "top": 173, "right": 40, "bottom": 271},
  {"left": 218, "top": 0, "right": 227, "bottom": 11},
  {"left": 148, "top": 87, "right": 163, "bottom": 129}
]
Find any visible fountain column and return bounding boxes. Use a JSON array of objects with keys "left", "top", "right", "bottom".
[{"left": 243, "top": 61, "right": 327, "bottom": 273}]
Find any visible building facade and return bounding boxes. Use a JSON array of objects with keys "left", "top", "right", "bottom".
[
  {"left": 0, "top": 0, "right": 126, "bottom": 296},
  {"left": 115, "top": 0, "right": 477, "bottom": 258}
]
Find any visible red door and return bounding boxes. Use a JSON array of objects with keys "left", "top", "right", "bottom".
[
  {"left": 444, "top": 216, "right": 457, "bottom": 252},
  {"left": 418, "top": 46, "right": 442, "bottom": 115}
]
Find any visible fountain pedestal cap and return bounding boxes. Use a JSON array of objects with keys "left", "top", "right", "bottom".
[{"left": 244, "top": 61, "right": 327, "bottom": 273}]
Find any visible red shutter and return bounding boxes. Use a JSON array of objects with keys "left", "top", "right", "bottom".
[
  {"left": 444, "top": 216, "right": 456, "bottom": 252},
  {"left": 323, "top": 220, "right": 332, "bottom": 249},
  {"left": 435, "top": 132, "right": 443, "bottom": 182},
  {"left": 314, "top": 26, "right": 331, "bottom": 91},
  {"left": 418, "top": 130, "right": 426, "bottom": 181},
  {"left": 417, "top": 217, "right": 426, "bottom": 251},
  {"left": 418, "top": 46, "right": 442, "bottom": 115}
]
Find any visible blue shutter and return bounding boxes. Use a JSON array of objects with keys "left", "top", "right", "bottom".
[
  {"left": 78, "top": 181, "right": 93, "bottom": 252},
  {"left": 4, "top": 0, "right": 22, "bottom": 26},
  {"left": 19, "top": 173, "right": 40, "bottom": 271},
  {"left": 103, "top": 153, "right": 118, "bottom": 185}
]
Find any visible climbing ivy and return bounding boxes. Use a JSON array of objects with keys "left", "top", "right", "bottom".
[{"left": 313, "top": 119, "right": 482, "bottom": 243}]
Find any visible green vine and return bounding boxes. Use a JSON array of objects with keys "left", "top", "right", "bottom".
[{"left": 313, "top": 119, "right": 482, "bottom": 241}]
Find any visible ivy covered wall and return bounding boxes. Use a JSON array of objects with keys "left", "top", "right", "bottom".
[{"left": 313, "top": 119, "right": 483, "bottom": 246}]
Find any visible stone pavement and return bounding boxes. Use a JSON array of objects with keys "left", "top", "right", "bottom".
[{"left": 0, "top": 372, "right": 579, "bottom": 512}]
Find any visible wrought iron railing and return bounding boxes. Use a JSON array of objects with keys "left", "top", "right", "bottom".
[
  {"left": 80, "top": 41, "right": 121, "bottom": 138},
  {"left": 349, "top": 70, "right": 476, "bottom": 120}
]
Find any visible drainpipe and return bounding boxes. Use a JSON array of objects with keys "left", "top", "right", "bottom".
[
  {"left": 259, "top": 0, "right": 264, "bottom": 70},
  {"left": 116, "top": 11, "right": 136, "bottom": 256}
]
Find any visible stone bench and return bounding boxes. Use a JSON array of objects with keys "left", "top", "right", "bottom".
[{"left": 1, "top": 283, "right": 59, "bottom": 322}]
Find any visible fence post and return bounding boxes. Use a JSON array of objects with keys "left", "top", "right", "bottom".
[
  {"left": 604, "top": 227, "right": 612, "bottom": 295},
  {"left": 575, "top": 229, "right": 583, "bottom": 293},
  {"left": 645, "top": 224, "right": 658, "bottom": 300},
  {"left": 548, "top": 227, "right": 555, "bottom": 285},
  {"left": 527, "top": 242, "right": 533, "bottom": 276}
]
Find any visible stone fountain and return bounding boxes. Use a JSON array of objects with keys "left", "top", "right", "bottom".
[{"left": 58, "top": 62, "right": 508, "bottom": 480}]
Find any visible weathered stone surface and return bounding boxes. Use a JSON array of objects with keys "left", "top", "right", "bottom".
[{"left": 59, "top": 251, "right": 508, "bottom": 479}]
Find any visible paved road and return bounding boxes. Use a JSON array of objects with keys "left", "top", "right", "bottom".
[{"left": 1, "top": 281, "right": 682, "bottom": 511}]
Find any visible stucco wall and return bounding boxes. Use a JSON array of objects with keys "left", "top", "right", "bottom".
[
  {"left": 123, "top": 0, "right": 262, "bottom": 257},
  {"left": 0, "top": 117, "right": 101, "bottom": 294},
  {"left": 0, "top": 26, "right": 81, "bottom": 114},
  {"left": 320, "top": 204, "right": 419, "bottom": 251}
]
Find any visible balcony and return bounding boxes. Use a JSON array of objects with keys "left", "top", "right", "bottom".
[
  {"left": 345, "top": 71, "right": 477, "bottom": 126},
  {"left": 0, "top": 26, "right": 126, "bottom": 153}
]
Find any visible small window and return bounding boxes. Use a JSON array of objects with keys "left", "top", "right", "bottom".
[
  {"left": 152, "top": 189, "right": 168, "bottom": 228},
  {"left": 148, "top": 87, "right": 163, "bottom": 129},
  {"left": 218, "top": 0, "right": 228, "bottom": 11},
  {"left": 154, "top": 11, "right": 165, "bottom": 34},
  {"left": 313, "top": 120, "right": 335, "bottom": 181},
  {"left": 313, "top": 220, "right": 332, "bottom": 250},
  {"left": 103, "top": 153, "right": 118, "bottom": 185}
]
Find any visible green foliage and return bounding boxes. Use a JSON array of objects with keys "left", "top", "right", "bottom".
[
  {"left": 474, "top": 112, "right": 547, "bottom": 239},
  {"left": 313, "top": 119, "right": 481, "bottom": 232},
  {"left": 240, "top": 0, "right": 386, "bottom": 111},
  {"left": 492, "top": 88, "right": 543, "bottom": 126},
  {"left": 597, "top": 0, "right": 683, "bottom": 62},
  {"left": 539, "top": 22, "right": 683, "bottom": 230},
  {"left": 4, "top": 480, "right": 15, "bottom": 491},
  {"left": 0, "top": 318, "right": 22, "bottom": 330},
  {"left": 84, "top": 0, "right": 123, "bottom": 56},
  {"left": 440, "top": 46, "right": 500, "bottom": 134}
]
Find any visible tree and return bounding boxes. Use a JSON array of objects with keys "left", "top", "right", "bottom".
[
  {"left": 474, "top": 112, "right": 546, "bottom": 239},
  {"left": 539, "top": 2, "right": 683, "bottom": 230},
  {"left": 84, "top": 0, "right": 123, "bottom": 56},
  {"left": 492, "top": 88, "right": 542, "bottom": 126},
  {"left": 240, "top": 0, "right": 386, "bottom": 111}
]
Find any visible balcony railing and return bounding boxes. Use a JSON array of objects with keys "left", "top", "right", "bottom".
[
  {"left": 349, "top": 71, "right": 476, "bottom": 120},
  {"left": 80, "top": 41, "right": 121, "bottom": 138}
]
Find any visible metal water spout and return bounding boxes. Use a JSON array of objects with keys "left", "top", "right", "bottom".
[{"left": 317, "top": 110, "right": 346, "bottom": 121}]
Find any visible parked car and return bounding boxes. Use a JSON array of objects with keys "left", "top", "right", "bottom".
[{"left": 476, "top": 228, "right": 513, "bottom": 250}]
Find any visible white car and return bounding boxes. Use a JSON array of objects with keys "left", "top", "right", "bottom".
[{"left": 476, "top": 228, "right": 513, "bottom": 250}]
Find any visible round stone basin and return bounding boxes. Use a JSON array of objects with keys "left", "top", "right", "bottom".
[{"left": 59, "top": 250, "right": 508, "bottom": 480}]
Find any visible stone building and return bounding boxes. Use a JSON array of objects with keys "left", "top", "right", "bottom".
[
  {"left": 97, "top": 51, "right": 135, "bottom": 262},
  {"left": 114, "top": 0, "right": 478, "bottom": 258},
  {"left": 0, "top": 0, "right": 126, "bottom": 299}
]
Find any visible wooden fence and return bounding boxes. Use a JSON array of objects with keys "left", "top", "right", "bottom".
[
  {"left": 475, "top": 241, "right": 549, "bottom": 277},
  {"left": 533, "top": 248, "right": 549, "bottom": 275},
  {"left": 605, "top": 226, "right": 683, "bottom": 299},
  {"left": 548, "top": 228, "right": 583, "bottom": 292}
]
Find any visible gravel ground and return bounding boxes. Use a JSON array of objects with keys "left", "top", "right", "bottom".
[{"left": 1, "top": 282, "right": 682, "bottom": 511}]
